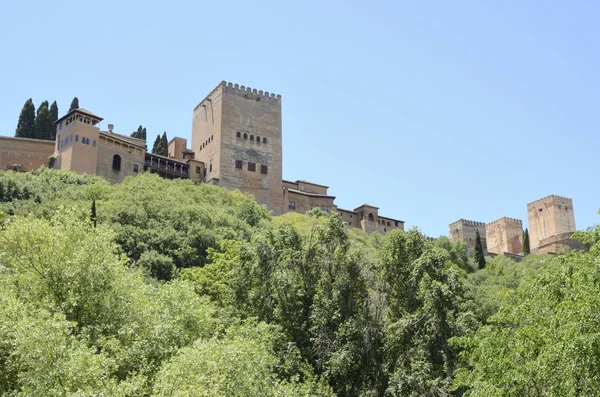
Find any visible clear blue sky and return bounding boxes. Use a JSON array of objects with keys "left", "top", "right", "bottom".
[{"left": 1, "top": 1, "right": 599, "bottom": 237}]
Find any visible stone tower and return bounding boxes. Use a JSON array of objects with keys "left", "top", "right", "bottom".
[
  {"left": 449, "top": 219, "right": 487, "bottom": 256},
  {"left": 192, "top": 81, "right": 284, "bottom": 214},
  {"left": 527, "top": 195, "right": 576, "bottom": 253},
  {"left": 52, "top": 108, "right": 102, "bottom": 175},
  {"left": 486, "top": 217, "right": 523, "bottom": 255}
]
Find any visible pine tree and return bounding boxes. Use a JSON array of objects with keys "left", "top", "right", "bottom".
[
  {"left": 49, "top": 101, "right": 59, "bottom": 140},
  {"left": 15, "top": 98, "right": 36, "bottom": 138},
  {"left": 523, "top": 228, "right": 531, "bottom": 254},
  {"left": 34, "top": 100, "right": 53, "bottom": 140},
  {"left": 160, "top": 131, "right": 169, "bottom": 156},
  {"left": 474, "top": 229, "right": 486, "bottom": 269},
  {"left": 152, "top": 134, "right": 162, "bottom": 155},
  {"left": 69, "top": 97, "right": 79, "bottom": 112}
]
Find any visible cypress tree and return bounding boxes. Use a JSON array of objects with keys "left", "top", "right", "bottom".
[
  {"left": 34, "top": 100, "right": 53, "bottom": 140},
  {"left": 474, "top": 229, "right": 486, "bottom": 269},
  {"left": 49, "top": 101, "right": 59, "bottom": 140},
  {"left": 160, "top": 131, "right": 169, "bottom": 156},
  {"left": 152, "top": 134, "right": 162, "bottom": 155},
  {"left": 131, "top": 125, "right": 148, "bottom": 142},
  {"left": 91, "top": 199, "right": 97, "bottom": 228},
  {"left": 69, "top": 97, "right": 79, "bottom": 112},
  {"left": 15, "top": 98, "right": 36, "bottom": 138},
  {"left": 523, "top": 228, "right": 531, "bottom": 254}
]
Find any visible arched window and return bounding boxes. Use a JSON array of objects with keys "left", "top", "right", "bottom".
[
  {"left": 262, "top": 137, "right": 267, "bottom": 144},
  {"left": 236, "top": 131, "right": 241, "bottom": 138},
  {"left": 368, "top": 213, "right": 374, "bottom": 222},
  {"left": 250, "top": 135, "right": 254, "bottom": 141},
  {"left": 387, "top": 221, "right": 390, "bottom": 226},
  {"left": 256, "top": 136, "right": 260, "bottom": 143},
  {"left": 243, "top": 133, "right": 248, "bottom": 139},
  {"left": 112, "top": 154, "right": 121, "bottom": 171}
]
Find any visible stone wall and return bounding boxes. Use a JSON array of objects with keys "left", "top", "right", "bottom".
[
  {"left": 96, "top": 133, "right": 145, "bottom": 183},
  {"left": 0, "top": 136, "right": 54, "bottom": 171},
  {"left": 192, "top": 82, "right": 284, "bottom": 214},
  {"left": 527, "top": 195, "right": 576, "bottom": 251},
  {"left": 486, "top": 217, "right": 523, "bottom": 255},
  {"left": 449, "top": 219, "right": 487, "bottom": 256}
]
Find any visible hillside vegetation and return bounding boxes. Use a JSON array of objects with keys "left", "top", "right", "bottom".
[{"left": 0, "top": 169, "right": 599, "bottom": 396}]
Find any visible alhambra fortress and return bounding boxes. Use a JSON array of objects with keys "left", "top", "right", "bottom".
[{"left": 0, "top": 81, "right": 583, "bottom": 255}]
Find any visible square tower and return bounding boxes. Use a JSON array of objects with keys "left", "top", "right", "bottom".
[
  {"left": 192, "top": 81, "right": 284, "bottom": 214},
  {"left": 486, "top": 217, "right": 523, "bottom": 255},
  {"left": 53, "top": 108, "right": 102, "bottom": 175},
  {"left": 449, "top": 219, "right": 487, "bottom": 256},
  {"left": 527, "top": 195, "right": 576, "bottom": 252}
]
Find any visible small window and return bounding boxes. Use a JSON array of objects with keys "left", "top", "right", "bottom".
[
  {"left": 93, "top": 140, "right": 96, "bottom": 147},
  {"left": 112, "top": 154, "right": 121, "bottom": 171},
  {"left": 256, "top": 136, "right": 261, "bottom": 143},
  {"left": 250, "top": 135, "right": 254, "bottom": 141},
  {"left": 211, "top": 135, "right": 213, "bottom": 142},
  {"left": 248, "top": 162, "right": 256, "bottom": 172},
  {"left": 235, "top": 160, "right": 243, "bottom": 169},
  {"left": 196, "top": 166, "right": 202, "bottom": 174},
  {"left": 395, "top": 221, "right": 398, "bottom": 227},
  {"left": 243, "top": 133, "right": 248, "bottom": 139},
  {"left": 387, "top": 221, "right": 390, "bottom": 226},
  {"left": 539, "top": 208, "right": 543, "bottom": 212},
  {"left": 289, "top": 201, "right": 296, "bottom": 210},
  {"left": 133, "top": 164, "right": 139, "bottom": 173},
  {"left": 209, "top": 160, "right": 213, "bottom": 173},
  {"left": 260, "top": 164, "right": 268, "bottom": 174},
  {"left": 203, "top": 168, "right": 207, "bottom": 177},
  {"left": 75, "top": 135, "right": 79, "bottom": 142},
  {"left": 262, "top": 137, "right": 267, "bottom": 144},
  {"left": 368, "top": 213, "right": 374, "bottom": 222},
  {"left": 236, "top": 131, "right": 241, "bottom": 138}
]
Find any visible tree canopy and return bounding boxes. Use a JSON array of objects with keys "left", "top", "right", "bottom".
[{"left": 0, "top": 167, "right": 596, "bottom": 396}]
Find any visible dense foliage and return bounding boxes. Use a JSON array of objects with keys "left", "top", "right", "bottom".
[
  {"left": 0, "top": 168, "right": 597, "bottom": 396},
  {"left": 15, "top": 98, "right": 60, "bottom": 140}
]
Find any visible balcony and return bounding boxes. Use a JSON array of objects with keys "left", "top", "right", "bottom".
[{"left": 144, "top": 153, "right": 189, "bottom": 179}]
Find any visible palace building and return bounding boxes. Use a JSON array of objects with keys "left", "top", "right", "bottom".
[{"left": 0, "top": 81, "right": 403, "bottom": 233}]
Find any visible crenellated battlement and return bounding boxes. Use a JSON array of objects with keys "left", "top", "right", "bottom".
[
  {"left": 527, "top": 194, "right": 573, "bottom": 207},
  {"left": 222, "top": 81, "right": 281, "bottom": 102},
  {"left": 450, "top": 219, "right": 486, "bottom": 228},
  {"left": 487, "top": 217, "right": 522, "bottom": 227}
]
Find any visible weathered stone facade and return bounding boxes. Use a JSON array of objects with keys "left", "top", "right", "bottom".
[
  {"left": 448, "top": 219, "right": 487, "bottom": 256},
  {"left": 2, "top": 80, "right": 403, "bottom": 233},
  {"left": 192, "top": 82, "right": 284, "bottom": 215},
  {"left": 486, "top": 217, "right": 523, "bottom": 255},
  {"left": 0, "top": 136, "right": 54, "bottom": 171},
  {"left": 527, "top": 195, "right": 577, "bottom": 253}
]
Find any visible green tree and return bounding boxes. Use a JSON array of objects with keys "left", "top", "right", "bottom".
[
  {"left": 34, "top": 100, "right": 54, "bottom": 140},
  {"left": 453, "top": 231, "right": 600, "bottom": 396},
  {"left": 161, "top": 131, "right": 169, "bottom": 156},
  {"left": 474, "top": 229, "right": 486, "bottom": 269},
  {"left": 68, "top": 97, "right": 79, "bottom": 112},
  {"left": 523, "top": 228, "right": 530, "bottom": 254},
  {"left": 151, "top": 134, "right": 163, "bottom": 155},
  {"left": 49, "top": 101, "right": 59, "bottom": 140},
  {"left": 131, "top": 125, "right": 147, "bottom": 141},
  {"left": 15, "top": 98, "right": 35, "bottom": 138}
]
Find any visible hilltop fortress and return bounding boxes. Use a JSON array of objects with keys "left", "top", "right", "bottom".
[
  {"left": 449, "top": 194, "right": 583, "bottom": 256},
  {"left": 0, "top": 81, "right": 403, "bottom": 234},
  {"left": 0, "top": 81, "right": 586, "bottom": 249}
]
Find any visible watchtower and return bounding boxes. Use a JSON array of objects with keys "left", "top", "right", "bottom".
[
  {"left": 449, "top": 219, "right": 487, "bottom": 256},
  {"left": 486, "top": 217, "right": 523, "bottom": 255},
  {"left": 52, "top": 108, "right": 102, "bottom": 175},
  {"left": 527, "top": 195, "right": 576, "bottom": 253},
  {"left": 192, "top": 81, "right": 284, "bottom": 214}
]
